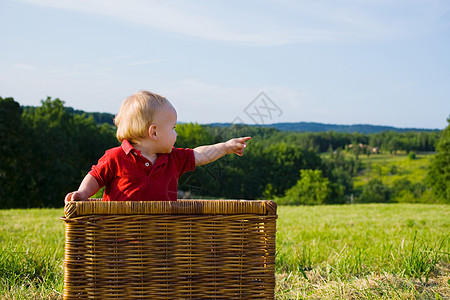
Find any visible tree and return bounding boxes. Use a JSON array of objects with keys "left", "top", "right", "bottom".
[
  {"left": 1, "top": 97, "right": 119, "bottom": 208},
  {"left": 358, "top": 178, "right": 390, "bottom": 203},
  {"left": 279, "top": 169, "right": 331, "bottom": 205},
  {"left": 391, "top": 178, "right": 427, "bottom": 203},
  {"left": 261, "top": 143, "right": 322, "bottom": 197},
  {"left": 175, "top": 123, "right": 214, "bottom": 148},
  {"left": 321, "top": 149, "right": 356, "bottom": 204},
  {"left": 427, "top": 117, "right": 450, "bottom": 203},
  {"left": 0, "top": 97, "right": 27, "bottom": 207}
]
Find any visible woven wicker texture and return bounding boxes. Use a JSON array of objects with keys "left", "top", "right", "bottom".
[{"left": 62, "top": 200, "right": 277, "bottom": 299}]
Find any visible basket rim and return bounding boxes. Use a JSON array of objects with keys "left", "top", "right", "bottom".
[{"left": 64, "top": 199, "right": 277, "bottom": 218}]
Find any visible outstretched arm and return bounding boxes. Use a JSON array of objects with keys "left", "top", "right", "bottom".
[
  {"left": 64, "top": 174, "right": 100, "bottom": 204},
  {"left": 193, "top": 136, "right": 251, "bottom": 166}
]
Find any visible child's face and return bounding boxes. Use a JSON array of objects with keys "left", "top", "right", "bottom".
[{"left": 154, "top": 104, "right": 178, "bottom": 153}]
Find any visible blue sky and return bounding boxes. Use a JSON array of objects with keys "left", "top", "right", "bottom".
[{"left": 1, "top": 0, "right": 449, "bottom": 129}]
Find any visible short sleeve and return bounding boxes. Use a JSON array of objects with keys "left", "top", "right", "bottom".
[
  {"left": 88, "top": 151, "right": 113, "bottom": 188},
  {"left": 170, "top": 148, "right": 196, "bottom": 177}
]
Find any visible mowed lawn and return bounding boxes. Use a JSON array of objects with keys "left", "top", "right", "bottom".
[{"left": 0, "top": 204, "right": 448, "bottom": 299}]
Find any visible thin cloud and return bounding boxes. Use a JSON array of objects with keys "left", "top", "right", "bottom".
[
  {"left": 14, "top": 63, "right": 37, "bottom": 71},
  {"left": 18, "top": 0, "right": 294, "bottom": 46},
  {"left": 100, "top": 55, "right": 132, "bottom": 63},
  {"left": 128, "top": 59, "right": 166, "bottom": 66},
  {"left": 15, "top": 0, "right": 450, "bottom": 45},
  {"left": 22, "top": 0, "right": 450, "bottom": 45},
  {"left": 160, "top": 78, "right": 310, "bottom": 125}
]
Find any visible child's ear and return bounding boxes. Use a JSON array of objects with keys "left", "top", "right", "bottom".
[{"left": 148, "top": 125, "right": 158, "bottom": 140}]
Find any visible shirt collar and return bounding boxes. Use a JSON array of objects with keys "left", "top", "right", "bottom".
[
  {"left": 121, "top": 139, "right": 136, "bottom": 155},
  {"left": 121, "top": 139, "right": 169, "bottom": 166}
]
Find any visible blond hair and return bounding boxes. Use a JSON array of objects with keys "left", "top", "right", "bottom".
[{"left": 114, "top": 90, "right": 170, "bottom": 143}]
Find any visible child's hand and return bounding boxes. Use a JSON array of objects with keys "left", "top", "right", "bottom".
[
  {"left": 225, "top": 136, "right": 251, "bottom": 156},
  {"left": 64, "top": 191, "right": 88, "bottom": 204},
  {"left": 64, "top": 174, "right": 100, "bottom": 204}
]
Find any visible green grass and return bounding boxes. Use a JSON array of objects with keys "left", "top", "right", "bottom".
[
  {"left": 276, "top": 204, "right": 449, "bottom": 299},
  {"left": 0, "top": 209, "right": 64, "bottom": 299},
  {"left": 1, "top": 204, "right": 448, "bottom": 299}
]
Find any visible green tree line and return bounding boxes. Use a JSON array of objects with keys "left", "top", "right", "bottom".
[
  {"left": 0, "top": 97, "right": 118, "bottom": 208},
  {"left": 0, "top": 97, "right": 447, "bottom": 208}
]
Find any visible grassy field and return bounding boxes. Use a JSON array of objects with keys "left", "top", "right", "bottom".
[
  {"left": 276, "top": 204, "right": 449, "bottom": 299},
  {"left": 0, "top": 208, "right": 64, "bottom": 299},
  {"left": 0, "top": 204, "right": 448, "bottom": 299}
]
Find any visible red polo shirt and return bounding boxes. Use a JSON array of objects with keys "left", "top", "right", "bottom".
[{"left": 89, "top": 140, "right": 196, "bottom": 201}]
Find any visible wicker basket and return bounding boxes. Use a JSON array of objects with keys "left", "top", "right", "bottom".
[{"left": 61, "top": 200, "right": 277, "bottom": 299}]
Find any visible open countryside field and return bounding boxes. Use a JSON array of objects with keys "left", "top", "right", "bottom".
[
  {"left": 0, "top": 204, "right": 448, "bottom": 299},
  {"left": 353, "top": 152, "right": 433, "bottom": 191},
  {"left": 324, "top": 151, "right": 443, "bottom": 204}
]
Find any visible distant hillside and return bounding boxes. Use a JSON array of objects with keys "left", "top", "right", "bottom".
[
  {"left": 208, "top": 122, "right": 439, "bottom": 134},
  {"left": 263, "top": 122, "right": 439, "bottom": 134},
  {"left": 40, "top": 106, "right": 438, "bottom": 134}
]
